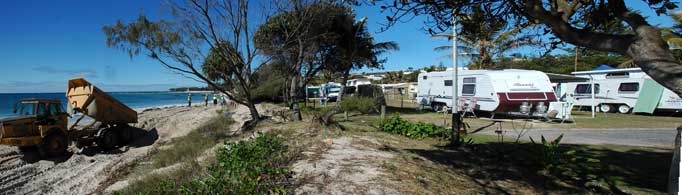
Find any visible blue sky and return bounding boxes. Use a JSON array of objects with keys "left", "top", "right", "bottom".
[{"left": 0, "top": 1, "right": 677, "bottom": 93}]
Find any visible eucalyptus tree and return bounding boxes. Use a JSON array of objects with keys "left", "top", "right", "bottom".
[{"left": 104, "top": 0, "right": 271, "bottom": 124}]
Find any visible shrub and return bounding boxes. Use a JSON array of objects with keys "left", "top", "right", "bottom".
[
  {"left": 117, "top": 133, "right": 292, "bottom": 195},
  {"left": 152, "top": 115, "right": 234, "bottom": 168},
  {"left": 381, "top": 114, "right": 452, "bottom": 139},
  {"left": 178, "top": 133, "right": 291, "bottom": 194},
  {"left": 340, "top": 96, "right": 377, "bottom": 114}
]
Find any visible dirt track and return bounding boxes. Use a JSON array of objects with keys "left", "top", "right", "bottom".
[{"left": 0, "top": 105, "right": 220, "bottom": 195}]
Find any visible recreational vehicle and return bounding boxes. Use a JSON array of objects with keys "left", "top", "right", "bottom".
[
  {"left": 558, "top": 68, "right": 682, "bottom": 114},
  {"left": 416, "top": 69, "right": 557, "bottom": 113},
  {"left": 319, "top": 82, "right": 341, "bottom": 102}
]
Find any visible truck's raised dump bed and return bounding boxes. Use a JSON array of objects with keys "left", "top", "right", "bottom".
[{"left": 67, "top": 78, "right": 137, "bottom": 125}]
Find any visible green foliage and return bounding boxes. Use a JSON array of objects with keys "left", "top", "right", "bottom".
[
  {"left": 530, "top": 134, "right": 564, "bottom": 168},
  {"left": 340, "top": 96, "right": 377, "bottom": 114},
  {"left": 179, "top": 133, "right": 291, "bottom": 194},
  {"left": 152, "top": 115, "right": 234, "bottom": 168},
  {"left": 120, "top": 133, "right": 292, "bottom": 195},
  {"left": 381, "top": 113, "right": 452, "bottom": 139},
  {"left": 494, "top": 53, "right": 630, "bottom": 74}
]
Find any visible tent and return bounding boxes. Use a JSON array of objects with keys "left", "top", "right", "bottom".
[{"left": 592, "top": 65, "right": 616, "bottom": 71}]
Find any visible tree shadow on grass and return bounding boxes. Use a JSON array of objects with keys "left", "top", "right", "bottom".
[{"left": 406, "top": 142, "right": 671, "bottom": 194}]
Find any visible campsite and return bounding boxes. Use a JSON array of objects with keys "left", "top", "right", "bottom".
[{"left": 1, "top": 0, "right": 682, "bottom": 195}]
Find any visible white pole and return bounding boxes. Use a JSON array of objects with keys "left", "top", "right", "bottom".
[
  {"left": 590, "top": 75, "right": 595, "bottom": 118},
  {"left": 452, "top": 18, "right": 458, "bottom": 113}
]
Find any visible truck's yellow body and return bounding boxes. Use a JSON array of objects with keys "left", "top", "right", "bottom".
[
  {"left": 0, "top": 78, "right": 138, "bottom": 157},
  {"left": 67, "top": 78, "right": 137, "bottom": 124}
]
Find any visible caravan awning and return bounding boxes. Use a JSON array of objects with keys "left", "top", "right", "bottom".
[{"left": 546, "top": 73, "right": 589, "bottom": 83}]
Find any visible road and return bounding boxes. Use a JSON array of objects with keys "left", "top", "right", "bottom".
[{"left": 479, "top": 128, "right": 677, "bottom": 149}]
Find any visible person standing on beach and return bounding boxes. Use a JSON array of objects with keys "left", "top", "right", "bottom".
[
  {"left": 187, "top": 93, "right": 192, "bottom": 107},
  {"left": 204, "top": 94, "right": 209, "bottom": 107},
  {"left": 213, "top": 94, "right": 218, "bottom": 105}
]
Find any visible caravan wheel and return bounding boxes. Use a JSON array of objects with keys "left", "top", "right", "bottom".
[
  {"left": 431, "top": 103, "right": 443, "bottom": 112},
  {"left": 617, "top": 105, "right": 631, "bottom": 114},
  {"left": 599, "top": 104, "right": 614, "bottom": 113}
]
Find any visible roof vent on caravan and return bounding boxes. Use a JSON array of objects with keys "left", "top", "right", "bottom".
[{"left": 605, "top": 72, "right": 629, "bottom": 79}]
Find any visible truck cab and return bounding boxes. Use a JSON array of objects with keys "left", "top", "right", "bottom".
[{"left": 0, "top": 99, "right": 69, "bottom": 156}]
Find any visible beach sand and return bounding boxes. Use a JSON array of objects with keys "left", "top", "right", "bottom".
[{"left": 0, "top": 105, "right": 226, "bottom": 195}]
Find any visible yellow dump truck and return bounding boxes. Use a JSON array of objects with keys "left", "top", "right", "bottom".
[{"left": 0, "top": 78, "right": 138, "bottom": 157}]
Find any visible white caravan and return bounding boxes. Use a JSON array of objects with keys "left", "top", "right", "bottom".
[
  {"left": 558, "top": 68, "right": 682, "bottom": 114},
  {"left": 319, "top": 82, "right": 341, "bottom": 102},
  {"left": 416, "top": 69, "right": 557, "bottom": 113},
  {"left": 346, "top": 78, "right": 372, "bottom": 87}
]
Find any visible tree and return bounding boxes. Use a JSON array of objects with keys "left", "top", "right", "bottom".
[
  {"left": 104, "top": 0, "right": 270, "bottom": 124},
  {"left": 254, "top": 2, "right": 349, "bottom": 120},
  {"left": 382, "top": 71, "right": 405, "bottom": 83},
  {"left": 325, "top": 14, "right": 399, "bottom": 102},
  {"left": 381, "top": 0, "right": 682, "bottom": 98},
  {"left": 433, "top": 6, "right": 539, "bottom": 69}
]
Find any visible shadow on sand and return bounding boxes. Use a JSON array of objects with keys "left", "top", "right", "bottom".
[{"left": 19, "top": 126, "right": 159, "bottom": 163}]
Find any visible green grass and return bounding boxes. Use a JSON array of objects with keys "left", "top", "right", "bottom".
[
  {"left": 381, "top": 97, "right": 681, "bottom": 129},
  {"left": 151, "top": 114, "right": 235, "bottom": 168},
  {"left": 115, "top": 113, "right": 235, "bottom": 194}
]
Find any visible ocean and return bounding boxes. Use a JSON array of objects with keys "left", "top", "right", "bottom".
[{"left": 0, "top": 92, "right": 210, "bottom": 118}]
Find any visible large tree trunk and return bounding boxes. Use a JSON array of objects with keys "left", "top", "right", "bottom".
[
  {"left": 626, "top": 26, "right": 682, "bottom": 98},
  {"left": 247, "top": 102, "right": 260, "bottom": 122},
  {"left": 290, "top": 75, "right": 302, "bottom": 121},
  {"left": 337, "top": 69, "right": 351, "bottom": 102}
]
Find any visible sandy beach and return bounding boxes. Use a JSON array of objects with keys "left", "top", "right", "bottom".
[{"left": 0, "top": 105, "right": 225, "bottom": 195}]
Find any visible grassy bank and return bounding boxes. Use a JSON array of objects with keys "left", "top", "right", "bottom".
[
  {"left": 114, "top": 111, "right": 305, "bottom": 195},
  {"left": 301, "top": 105, "right": 672, "bottom": 194},
  {"left": 115, "top": 113, "right": 236, "bottom": 194}
]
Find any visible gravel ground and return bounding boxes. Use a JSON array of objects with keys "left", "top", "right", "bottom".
[{"left": 479, "top": 128, "right": 677, "bottom": 148}]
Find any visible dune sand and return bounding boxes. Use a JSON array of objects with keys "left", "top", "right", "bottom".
[{"left": 0, "top": 105, "right": 226, "bottom": 195}]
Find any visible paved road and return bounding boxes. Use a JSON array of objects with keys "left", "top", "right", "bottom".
[{"left": 479, "top": 128, "right": 677, "bottom": 149}]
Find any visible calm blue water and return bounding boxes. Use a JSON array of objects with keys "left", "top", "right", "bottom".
[{"left": 0, "top": 92, "right": 207, "bottom": 118}]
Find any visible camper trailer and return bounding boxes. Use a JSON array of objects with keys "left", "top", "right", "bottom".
[
  {"left": 558, "top": 68, "right": 682, "bottom": 114},
  {"left": 319, "top": 82, "right": 341, "bottom": 102},
  {"left": 416, "top": 69, "right": 557, "bottom": 114}
]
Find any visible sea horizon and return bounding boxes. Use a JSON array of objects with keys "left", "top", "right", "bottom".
[{"left": 0, "top": 91, "right": 221, "bottom": 118}]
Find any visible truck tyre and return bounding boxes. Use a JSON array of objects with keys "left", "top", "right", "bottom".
[
  {"left": 40, "top": 133, "right": 68, "bottom": 157},
  {"left": 98, "top": 130, "right": 119, "bottom": 150},
  {"left": 599, "top": 104, "right": 614, "bottom": 113},
  {"left": 118, "top": 125, "right": 132, "bottom": 145},
  {"left": 617, "top": 105, "right": 631, "bottom": 114}
]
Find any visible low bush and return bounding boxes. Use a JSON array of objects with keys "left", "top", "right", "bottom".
[
  {"left": 181, "top": 133, "right": 291, "bottom": 194},
  {"left": 151, "top": 115, "right": 234, "bottom": 168},
  {"left": 340, "top": 96, "right": 377, "bottom": 114},
  {"left": 119, "top": 133, "right": 292, "bottom": 195},
  {"left": 381, "top": 114, "right": 452, "bottom": 139}
]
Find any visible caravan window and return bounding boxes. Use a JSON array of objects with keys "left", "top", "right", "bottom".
[
  {"left": 444, "top": 80, "right": 453, "bottom": 86},
  {"left": 462, "top": 77, "right": 476, "bottom": 96},
  {"left": 462, "top": 84, "right": 476, "bottom": 95},
  {"left": 575, "top": 84, "right": 600, "bottom": 94},
  {"left": 422, "top": 76, "right": 427, "bottom": 80},
  {"left": 618, "top": 82, "right": 639, "bottom": 92}
]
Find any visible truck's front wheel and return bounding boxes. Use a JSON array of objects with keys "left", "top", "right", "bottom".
[{"left": 40, "top": 133, "right": 68, "bottom": 157}]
